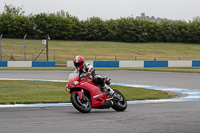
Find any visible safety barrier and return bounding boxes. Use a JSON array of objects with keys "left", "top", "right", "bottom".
[
  {"left": 144, "top": 61, "right": 168, "bottom": 67},
  {"left": 32, "top": 61, "right": 55, "bottom": 67},
  {"left": 168, "top": 60, "right": 192, "bottom": 67},
  {"left": 94, "top": 61, "right": 119, "bottom": 67},
  {"left": 0, "top": 61, "right": 7, "bottom": 67},
  {"left": 0, "top": 61, "right": 55, "bottom": 67},
  {"left": 67, "top": 60, "right": 200, "bottom": 67},
  {"left": 1, "top": 60, "right": 200, "bottom": 67},
  {"left": 192, "top": 60, "right": 200, "bottom": 67}
]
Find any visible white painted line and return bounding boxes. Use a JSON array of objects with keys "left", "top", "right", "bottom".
[
  {"left": 185, "top": 96, "right": 200, "bottom": 98},
  {"left": 186, "top": 92, "right": 200, "bottom": 94}
]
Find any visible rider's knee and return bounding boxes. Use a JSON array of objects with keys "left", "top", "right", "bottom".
[{"left": 93, "top": 75, "right": 105, "bottom": 87}]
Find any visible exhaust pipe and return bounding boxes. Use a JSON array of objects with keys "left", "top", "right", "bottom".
[{"left": 102, "top": 100, "right": 113, "bottom": 109}]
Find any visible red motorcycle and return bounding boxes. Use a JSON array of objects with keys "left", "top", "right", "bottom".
[{"left": 65, "top": 72, "right": 127, "bottom": 113}]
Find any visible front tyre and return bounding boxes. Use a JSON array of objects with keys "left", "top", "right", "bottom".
[
  {"left": 71, "top": 92, "right": 92, "bottom": 113},
  {"left": 112, "top": 89, "right": 127, "bottom": 111}
]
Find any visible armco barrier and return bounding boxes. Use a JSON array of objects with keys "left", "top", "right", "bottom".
[{"left": 0, "top": 61, "right": 55, "bottom": 67}]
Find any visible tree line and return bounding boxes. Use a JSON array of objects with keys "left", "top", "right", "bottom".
[{"left": 0, "top": 4, "right": 200, "bottom": 43}]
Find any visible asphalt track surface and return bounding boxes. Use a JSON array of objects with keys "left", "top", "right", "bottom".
[{"left": 0, "top": 70, "right": 200, "bottom": 133}]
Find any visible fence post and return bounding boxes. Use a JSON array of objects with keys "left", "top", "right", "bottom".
[
  {"left": 24, "top": 35, "right": 27, "bottom": 61},
  {"left": 0, "top": 35, "right": 2, "bottom": 61},
  {"left": 46, "top": 35, "right": 50, "bottom": 61}
]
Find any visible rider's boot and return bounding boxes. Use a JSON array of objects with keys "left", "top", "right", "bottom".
[
  {"left": 103, "top": 84, "right": 114, "bottom": 95},
  {"left": 103, "top": 85, "right": 123, "bottom": 101}
]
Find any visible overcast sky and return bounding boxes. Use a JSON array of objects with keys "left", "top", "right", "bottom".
[{"left": 0, "top": 0, "right": 200, "bottom": 21}]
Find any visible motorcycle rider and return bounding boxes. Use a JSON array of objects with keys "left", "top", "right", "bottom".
[{"left": 73, "top": 55, "right": 115, "bottom": 95}]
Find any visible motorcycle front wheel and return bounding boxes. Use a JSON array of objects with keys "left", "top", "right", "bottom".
[
  {"left": 71, "top": 92, "right": 92, "bottom": 113},
  {"left": 112, "top": 89, "right": 127, "bottom": 111}
]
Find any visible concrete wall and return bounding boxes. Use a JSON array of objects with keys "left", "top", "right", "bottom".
[
  {"left": 1, "top": 60, "right": 200, "bottom": 67},
  {"left": 94, "top": 61, "right": 119, "bottom": 67},
  {"left": 192, "top": 61, "right": 200, "bottom": 67},
  {"left": 144, "top": 61, "right": 168, "bottom": 67},
  {"left": 66, "top": 60, "right": 200, "bottom": 68},
  {"left": 119, "top": 61, "right": 144, "bottom": 67},
  {"left": 8, "top": 61, "right": 32, "bottom": 67},
  {"left": 0, "top": 61, "right": 55, "bottom": 67},
  {"left": 32, "top": 61, "right": 55, "bottom": 67},
  {"left": 0, "top": 61, "right": 7, "bottom": 67},
  {"left": 168, "top": 60, "right": 192, "bottom": 67}
]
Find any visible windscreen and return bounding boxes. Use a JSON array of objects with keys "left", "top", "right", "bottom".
[{"left": 68, "top": 72, "right": 78, "bottom": 81}]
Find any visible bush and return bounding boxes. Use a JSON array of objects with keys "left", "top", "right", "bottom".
[{"left": 0, "top": 9, "right": 200, "bottom": 43}]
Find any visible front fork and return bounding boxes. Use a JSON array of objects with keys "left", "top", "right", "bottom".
[{"left": 71, "top": 89, "right": 85, "bottom": 100}]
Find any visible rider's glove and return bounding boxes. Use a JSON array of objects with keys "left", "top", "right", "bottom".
[
  {"left": 84, "top": 72, "right": 91, "bottom": 77},
  {"left": 87, "top": 72, "right": 92, "bottom": 76},
  {"left": 80, "top": 72, "right": 92, "bottom": 78}
]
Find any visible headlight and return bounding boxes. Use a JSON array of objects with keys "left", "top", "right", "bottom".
[{"left": 70, "top": 81, "right": 79, "bottom": 88}]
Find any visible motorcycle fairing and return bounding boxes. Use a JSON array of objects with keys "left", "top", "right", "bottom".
[
  {"left": 67, "top": 74, "right": 110, "bottom": 108},
  {"left": 76, "top": 81, "right": 109, "bottom": 108},
  {"left": 71, "top": 91, "right": 83, "bottom": 100}
]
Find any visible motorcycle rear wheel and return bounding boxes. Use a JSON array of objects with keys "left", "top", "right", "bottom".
[
  {"left": 112, "top": 89, "right": 127, "bottom": 111},
  {"left": 71, "top": 92, "right": 92, "bottom": 113}
]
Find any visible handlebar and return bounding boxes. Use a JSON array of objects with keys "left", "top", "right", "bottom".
[{"left": 79, "top": 72, "right": 91, "bottom": 79}]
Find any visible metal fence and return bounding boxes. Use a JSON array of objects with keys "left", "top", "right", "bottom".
[
  {"left": 0, "top": 36, "right": 51, "bottom": 62},
  {"left": 1, "top": 37, "right": 200, "bottom": 64}
]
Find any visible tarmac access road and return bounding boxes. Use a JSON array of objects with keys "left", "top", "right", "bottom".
[{"left": 0, "top": 70, "right": 200, "bottom": 133}]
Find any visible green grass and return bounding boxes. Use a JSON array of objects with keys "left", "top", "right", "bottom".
[
  {"left": 1, "top": 39, "right": 200, "bottom": 63},
  {"left": 0, "top": 80, "right": 173, "bottom": 104}
]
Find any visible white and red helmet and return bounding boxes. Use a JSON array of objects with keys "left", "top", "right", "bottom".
[{"left": 73, "top": 55, "right": 85, "bottom": 70}]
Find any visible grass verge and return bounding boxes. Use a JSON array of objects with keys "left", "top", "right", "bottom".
[{"left": 0, "top": 80, "right": 173, "bottom": 104}]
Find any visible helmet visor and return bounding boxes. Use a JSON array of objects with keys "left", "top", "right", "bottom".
[{"left": 74, "top": 61, "right": 84, "bottom": 67}]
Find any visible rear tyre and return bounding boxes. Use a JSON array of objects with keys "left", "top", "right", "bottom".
[
  {"left": 71, "top": 92, "right": 92, "bottom": 113},
  {"left": 112, "top": 89, "right": 127, "bottom": 111}
]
